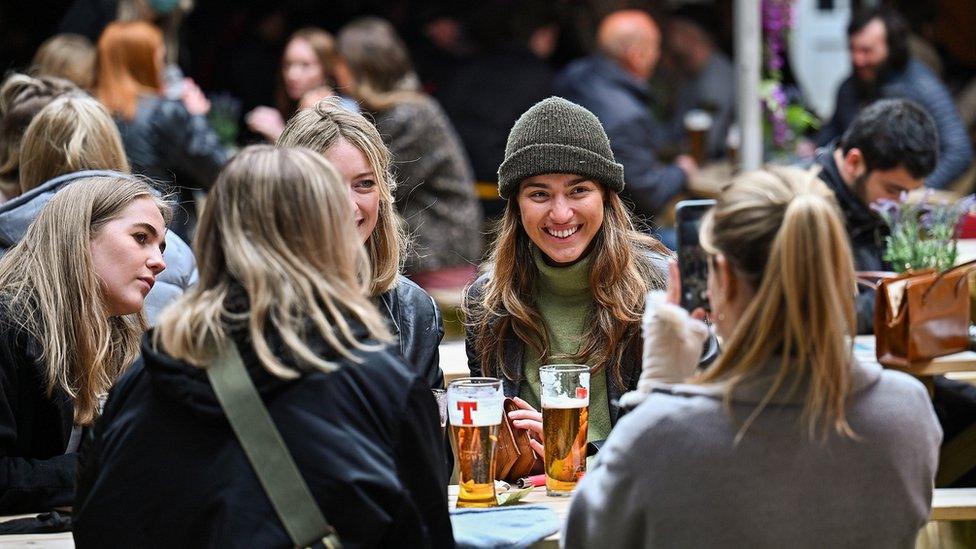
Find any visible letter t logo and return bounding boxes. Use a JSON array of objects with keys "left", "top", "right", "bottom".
[{"left": 457, "top": 401, "right": 478, "bottom": 425}]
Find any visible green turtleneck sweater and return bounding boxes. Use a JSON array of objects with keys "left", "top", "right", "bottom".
[{"left": 518, "top": 247, "right": 612, "bottom": 444}]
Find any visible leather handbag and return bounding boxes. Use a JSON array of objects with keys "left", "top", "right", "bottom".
[
  {"left": 207, "top": 342, "right": 342, "bottom": 549},
  {"left": 493, "top": 398, "right": 543, "bottom": 482},
  {"left": 874, "top": 260, "right": 976, "bottom": 368}
]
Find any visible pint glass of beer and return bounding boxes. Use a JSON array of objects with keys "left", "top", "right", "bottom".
[
  {"left": 448, "top": 378, "right": 504, "bottom": 507},
  {"left": 683, "top": 109, "right": 713, "bottom": 165},
  {"left": 540, "top": 364, "right": 590, "bottom": 497}
]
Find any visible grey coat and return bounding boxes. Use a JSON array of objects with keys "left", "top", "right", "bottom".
[
  {"left": 0, "top": 170, "right": 198, "bottom": 324},
  {"left": 373, "top": 97, "right": 482, "bottom": 274},
  {"left": 564, "top": 359, "right": 942, "bottom": 549}
]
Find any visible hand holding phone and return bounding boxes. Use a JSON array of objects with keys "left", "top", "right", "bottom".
[{"left": 674, "top": 199, "right": 716, "bottom": 314}]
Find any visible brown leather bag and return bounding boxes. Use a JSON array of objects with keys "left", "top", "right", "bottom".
[
  {"left": 874, "top": 260, "right": 976, "bottom": 367},
  {"left": 493, "top": 398, "right": 543, "bottom": 482}
]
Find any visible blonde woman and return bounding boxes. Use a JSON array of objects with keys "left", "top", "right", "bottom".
[
  {"left": 30, "top": 34, "right": 97, "bottom": 90},
  {"left": 565, "top": 167, "right": 942, "bottom": 548},
  {"left": 336, "top": 17, "right": 482, "bottom": 291},
  {"left": 465, "top": 97, "right": 689, "bottom": 458},
  {"left": 73, "top": 146, "right": 453, "bottom": 547},
  {"left": 0, "top": 73, "right": 77, "bottom": 202},
  {"left": 0, "top": 94, "right": 198, "bottom": 324},
  {"left": 278, "top": 97, "right": 444, "bottom": 389},
  {"left": 0, "top": 175, "right": 169, "bottom": 514}
]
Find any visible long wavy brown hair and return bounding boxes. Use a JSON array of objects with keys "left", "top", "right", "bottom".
[{"left": 466, "top": 189, "right": 670, "bottom": 389}]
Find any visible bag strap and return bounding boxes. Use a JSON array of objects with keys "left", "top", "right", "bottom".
[{"left": 206, "top": 342, "right": 342, "bottom": 549}]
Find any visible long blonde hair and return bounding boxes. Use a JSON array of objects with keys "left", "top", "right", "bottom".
[
  {"left": 277, "top": 97, "right": 406, "bottom": 295},
  {"left": 467, "top": 190, "right": 669, "bottom": 389},
  {"left": 19, "top": 95, "right": 130, "bottom": 193},
  {"left": 154, "top": 146, "right": 391, "bottom": 378},
  {"left": 0, "top": 73, "right": 78, "bottom": 198},
  {"left": 0, "top": 176, "right": 172, "bottom": 424},
  {"left": 697, "top": 166, "right": 858, "bottom": 440}
]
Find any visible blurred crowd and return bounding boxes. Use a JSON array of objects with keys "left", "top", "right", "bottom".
[{"left": 0, "top": 0, "right": 975, "bottom": 546}]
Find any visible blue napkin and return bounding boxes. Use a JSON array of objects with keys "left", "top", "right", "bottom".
[{"left": 451, "top": 505, "right": 560, "bottom": 549}]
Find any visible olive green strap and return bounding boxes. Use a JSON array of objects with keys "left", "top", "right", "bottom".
[{"left": 206, "top": 343, "right": 342, "bottom": 549}]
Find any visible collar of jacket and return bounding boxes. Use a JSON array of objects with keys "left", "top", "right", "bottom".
[
  {"left": 814, "top": 144, "right": 887, "bottom": 240},
  {"left": 648, "top": 356, "right": 881, "bottom": 407},
  {"left": 588, "top": 53, "right": 651, "bottom": 100}
]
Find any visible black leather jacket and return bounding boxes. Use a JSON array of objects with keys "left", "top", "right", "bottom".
[
  {"left": 377, "top": 277, "right": 445, "bottom": 389},
  {"left": 118, "top": 96, "right": 229, "bottom": 189}
]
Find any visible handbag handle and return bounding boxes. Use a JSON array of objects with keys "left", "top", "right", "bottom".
[
  {"left": 921, "top": 259, "right": 976, "bottom": 304},
  {"left": 207, "top": 342, "right": 342, "bottom": 549},
  {"left": 855, "top": 271, "right": 897, "bottom": 291}
]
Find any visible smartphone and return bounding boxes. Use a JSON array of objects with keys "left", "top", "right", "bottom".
[{"left": 675, "top": 199, "right": 716, "bottom": 312}]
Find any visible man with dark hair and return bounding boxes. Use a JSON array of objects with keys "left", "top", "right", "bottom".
[
  {"left": 817, "top": 6, "right": 972, "bottom": 190},
  {"left": 819, "top": 98, "right": 976, "bottom": 488},
  {"left": 814, "top": 98, "right": 937, "bottom": 333}
]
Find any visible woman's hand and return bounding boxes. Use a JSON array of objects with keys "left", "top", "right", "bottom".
[
  {"left": 245, "top": 106, "right": 286, "bottom": 142},
  {"left": 507, "top": 396, "right": 545, "bottom": 458},
  {"left": 180, "top": 78, "right": 211, "bottom": 117}
]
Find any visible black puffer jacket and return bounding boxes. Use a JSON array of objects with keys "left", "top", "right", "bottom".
[
  {"left": 378, "top": 276, "right": 445, "bottom": 390},
  {"left": 73, "top": 318, "right": 454, "bottom": 548}
]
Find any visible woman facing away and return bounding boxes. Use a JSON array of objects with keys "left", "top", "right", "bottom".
[
  {"left": 0, "top": 175, "right": 169, "bottom": 513},
  {"left": 95, "top": 20, "right": 229, "bottom": 240},
  {"left": 0, "top": 73, "right": 77, "bottom": 203},
  {"left": 336, "top": 17, "right": 483, "bottom": 294},
  {"left": 464, "top": 97, "right": 691, "bottom": 456},
  {"left": 247, "top": 27, "right": 345, "bottom": 143},
  {"left": 564, "top": 167, "right": 942, "bottom": 548},
  {"left": 0, "top": 94, "right": 197, "bottom": 324},
  {"left": 277, "top": 97, "right": 444, "bottom": 389},
  {"left": 73, "top": 146, "right": 453, "bottom": 548}
]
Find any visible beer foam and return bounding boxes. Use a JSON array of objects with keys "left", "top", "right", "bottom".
[
  {"left": 683, "top": 109, "right": 713, "bottom": 131},
  {"left": 542, "top": 396, "right": 588, "bottom": 409}
]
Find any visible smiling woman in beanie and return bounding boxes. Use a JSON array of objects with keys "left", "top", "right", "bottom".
[{"left": 464, "top": 97, "right": 672, "bottom": 456}]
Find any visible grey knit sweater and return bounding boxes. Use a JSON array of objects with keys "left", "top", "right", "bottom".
[{"left": 564, "top": 359, "right": 941, "bottom": 549}]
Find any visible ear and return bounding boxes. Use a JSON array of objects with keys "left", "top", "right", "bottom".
[
  {"left": 713, "top": 254, "right": 738, "bottom": 303},
  {"left": 842, "top": 148, "right": 867, "bottom": 179}
]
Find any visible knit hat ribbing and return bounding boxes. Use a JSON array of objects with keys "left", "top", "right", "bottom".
[{"left": 497, "top": 97, "right": 624, "bottom": 199}]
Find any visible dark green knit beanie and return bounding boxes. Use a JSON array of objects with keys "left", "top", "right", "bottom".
[{"left": 497, "top": 96, "right": 625, "bottom": 200}]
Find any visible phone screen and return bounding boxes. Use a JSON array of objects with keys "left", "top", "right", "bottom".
[{"left": 675, "top": 199, "right": 716, "bottom": 312}]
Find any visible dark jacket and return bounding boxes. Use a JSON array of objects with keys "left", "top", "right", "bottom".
[
  {"left": 0, "top": 304, "right": 76, "bottom": 514},
  {"left": 379, "top": 276, "right": 445, "bottom": 390},
  {"left": 814, "top": 146, "right": 888, "bottom": 334},
  {"left": 73, "top": 319, "right": 454, "bottom": 548},
  {"left": 119, "top": 96, "right": 229, "bottom": 188},
  {"left": 374, "top": 97, "right": 482, "bottom": 274},
  {"left": 817, "top": 59, "right": 974, "bottom": 190},
  {"left": 555, "top": 54, "right": 687, "bottom": 221},
  {"left": 0, "top": 170, "right": 198, "bottom": 324},
  {"left": 117, "top": 96, "right": 230, "bottom": 239},
  {"left": 462, "top": 251, "right": 691, "bottom": 428}
]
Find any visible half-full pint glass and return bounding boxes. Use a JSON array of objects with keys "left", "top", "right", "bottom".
[
  {"left": 540, "top": 364, "right": 590, "bottom": 497},
  {"left": 448, "top": 377, "right": 504, "bottom": 507}
]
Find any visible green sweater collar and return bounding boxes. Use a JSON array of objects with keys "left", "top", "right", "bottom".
[{"left": 532, "top": 246, "right": 591, "bottom": 298}]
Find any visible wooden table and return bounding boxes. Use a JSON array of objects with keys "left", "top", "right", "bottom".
[
  {"left": 853, "top": 336, "right": 976, "bottom": 377},
  {"left": 0, "top": 514, "right": 73, "bottom": 547},
  {"left": 447, "top": 485, "right": 568, "bottom": 548}
]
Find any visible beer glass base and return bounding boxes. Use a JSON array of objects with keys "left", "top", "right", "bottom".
[
  {"left": 455, "top": 498, "right": 499, "bottom": 508},
  {"left": 545, "top": 477, "right": 578, "bottom": 497}
]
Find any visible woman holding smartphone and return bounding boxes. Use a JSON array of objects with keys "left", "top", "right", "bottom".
[{"left": 464, "top": 97, "right": 679, "bottom": 454}]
